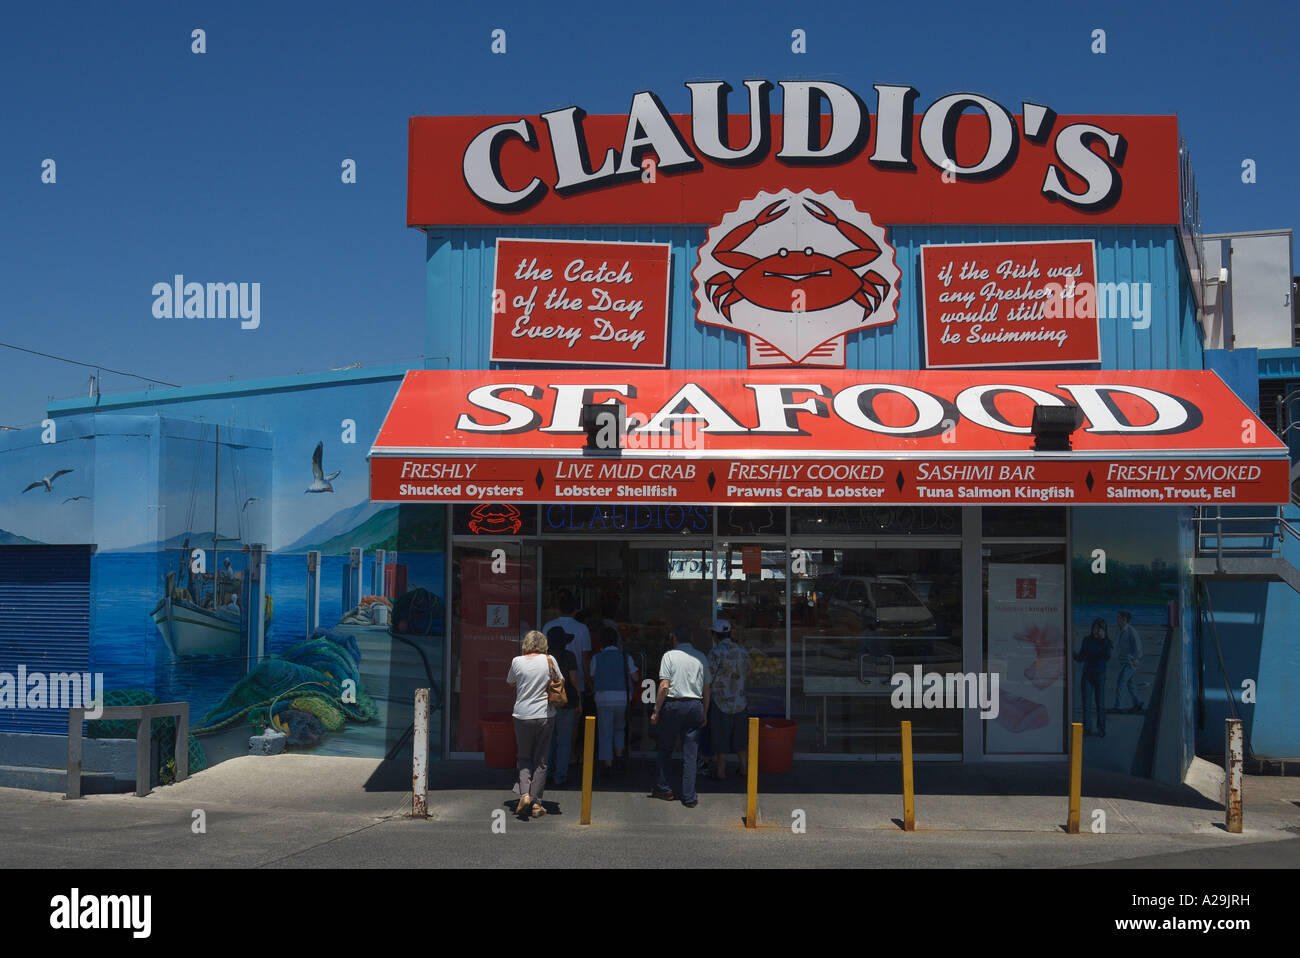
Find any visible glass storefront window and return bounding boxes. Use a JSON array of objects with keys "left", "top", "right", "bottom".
[
  {"left": 443, "top": 503, "right": 1077, "bottom": 763},
  {"left": 710, "top": 541, "right": 787, "bottom": 721},
  {"left": 789, "top": 543, "right": 962, "bottom": 756}
]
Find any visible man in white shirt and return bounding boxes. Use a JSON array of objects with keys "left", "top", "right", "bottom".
[{"left": 651, "top": 626, "right": 711, "bottom": 807}]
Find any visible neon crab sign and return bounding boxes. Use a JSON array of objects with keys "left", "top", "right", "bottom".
[{"left": 693, "top": 189, "right": 901, "bottom": 368}]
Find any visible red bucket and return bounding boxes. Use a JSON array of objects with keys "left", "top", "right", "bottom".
[
  {"left": 480, "top": 713, "right": 517, "bottom": 769},
  {"left": 757, "top": 719, "right": 797, "bottom": 773}
]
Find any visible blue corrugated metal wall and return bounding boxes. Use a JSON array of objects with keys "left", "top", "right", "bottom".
[{"left": 427, "top": 224, "right": 1199, "bottom": 372}]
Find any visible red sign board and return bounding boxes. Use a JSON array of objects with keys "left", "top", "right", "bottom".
[
  {"left": 920, "top": 241, "right": 1101, "bottom": 368},
  {"left": 490, "top": 238, "right": 671, "bottom": 367},
  {"left": 371, "top": 455, "right": 1288, "bottom": 507},
  {"left": 369, "top": 370, "right": 1288, "bottom": 506},
  {"left": 409, "top": 112, "right": 1180, "bottom": 227}
]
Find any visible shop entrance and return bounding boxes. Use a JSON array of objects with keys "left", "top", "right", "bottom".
[
  {"left": 538, "top": 537, "right": 714, "bottom": 755},
  {"left": 448, "top": 505, "right": 975, "bottom": 761}
]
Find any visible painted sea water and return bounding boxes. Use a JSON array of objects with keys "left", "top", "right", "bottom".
[{"left": 90, "top": 551, "right": 444, "bottom": 725}]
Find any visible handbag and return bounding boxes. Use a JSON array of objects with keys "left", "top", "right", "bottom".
[{"left": 545, "top": 655, "right": 567, "bottom": 708}]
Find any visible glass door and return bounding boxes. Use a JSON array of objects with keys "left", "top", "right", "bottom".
[
  {"left": 711, "top": 540, "right": 788, "bottom": 723},
  {"left": 790, "top": 540, "right": 963, "bottom": 757}
]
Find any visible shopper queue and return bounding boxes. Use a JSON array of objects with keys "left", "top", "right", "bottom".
[{"left": 505, "top": 597, "right": 752, "bottom": 818}]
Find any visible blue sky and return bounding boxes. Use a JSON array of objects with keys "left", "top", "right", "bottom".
[{"left": 2, "top": 0, "right": 1296, "bottom": 428}]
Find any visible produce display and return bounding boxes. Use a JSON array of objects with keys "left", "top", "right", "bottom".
[{"left": 747, "top": 649, "right": 785, "bottom": 683}]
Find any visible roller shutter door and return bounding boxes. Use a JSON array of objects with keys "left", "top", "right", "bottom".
[{"left": 0, "top": 545, "right": 93, "bottom": 734}]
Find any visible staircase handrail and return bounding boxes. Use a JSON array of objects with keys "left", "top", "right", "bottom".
[{"left": 1193, "top": 504, "right": 1297, "bottom": 560}]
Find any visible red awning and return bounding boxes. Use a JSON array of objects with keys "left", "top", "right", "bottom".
[{"left": 369, "top": 370, "right": 1288, "bottom": 506}]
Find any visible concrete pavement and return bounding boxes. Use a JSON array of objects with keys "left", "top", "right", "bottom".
[{"left": 2, "top": 753, "right": 1298, "bottom": 868}]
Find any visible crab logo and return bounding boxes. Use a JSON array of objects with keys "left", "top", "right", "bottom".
[
  {"left": 693, "top": 189, "right": 900, "bottom": 367},
  {"left": 467, "top": 503, "right": 523, "bottom": 535}
]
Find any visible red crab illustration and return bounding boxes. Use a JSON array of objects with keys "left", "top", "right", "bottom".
[
  {"left": 467, "top": 503, "right": 523, "bottom": 535},
  {"left": 704, "top": 198, "right": 892, "bottom": 323}
]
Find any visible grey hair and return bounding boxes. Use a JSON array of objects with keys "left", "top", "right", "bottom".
[{"left": 521, "top": 630, "right": 548, "bottom": 654}]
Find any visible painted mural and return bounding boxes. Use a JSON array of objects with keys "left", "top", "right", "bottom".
[
  {"left": 1070, "top": 506, "right": 1186, "bottom": 776},
  {"left": 0, "top": 377, "right": 447, "bottom": 767}
]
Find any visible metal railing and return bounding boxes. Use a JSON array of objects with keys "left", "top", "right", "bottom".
[
  {"left": 66, "top": 702, "right": 189, "bottom": 799},
  {"left": 1194, "top": 505, "right": 1300, "bottom": 565}
]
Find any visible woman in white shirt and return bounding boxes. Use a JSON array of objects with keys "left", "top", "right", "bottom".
[{"left": 505, "top": 630, "right": 559, "bottom": 818}]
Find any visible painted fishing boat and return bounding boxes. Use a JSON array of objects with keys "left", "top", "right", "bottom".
[{"left": 150, "top": 426, "right": 271, "bottom": 657}]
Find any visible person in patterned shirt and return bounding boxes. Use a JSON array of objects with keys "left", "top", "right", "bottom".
[{"left": 706, "top": 619, "right": 752, "bottom": 780}]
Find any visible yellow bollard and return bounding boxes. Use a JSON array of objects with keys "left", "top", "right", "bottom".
[
  {"left": 1067, "top": 722, "right": 1083, "bottom": 834},
  {"left": 901, "top": 720, "right": 915, "bottom": 831},
  {"left": 580, "top": 715, "right": 595, "bottom": 825},
  {"left": 745, "top": 717, "right": 759, "bottom": 828}
]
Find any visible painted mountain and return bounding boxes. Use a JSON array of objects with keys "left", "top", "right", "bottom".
[
  {"left": 308, "top": 506, "right": 399, "bottom": 554},
  {"left": 282, "top": 501, "right": 445, "bottom": 554},
  {"left": 112, "top": 530, "right": 241, "bottom": 554},
  {"left": 0, "top": 528, "right": 43, "bottom": 545},
  {"left": 280, "top": 500, "right": 390, "bottom": 553}
]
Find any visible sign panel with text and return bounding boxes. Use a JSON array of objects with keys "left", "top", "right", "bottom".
[
  {"left": 921, "top": 240, "right": 1100, "bottom": 368},
  {"left": 370, "top": 370, "right": 1288, "bottom": 505},
  {"left": 490, "top": 238, "right": 671, "bottom": 366},
  {"left": 371, "top": 455, "right": 1288, "bottom": 506},
  {"left": 409, "top": 104, "right": 1181, "bottom": 227}
]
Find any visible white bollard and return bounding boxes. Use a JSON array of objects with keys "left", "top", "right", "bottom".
[
  {"left": 412, "top": 688, "right": 429, "bottom": 818},
  {"left": 1224, "top": 718, "right": 1243, "bottom": 834}
]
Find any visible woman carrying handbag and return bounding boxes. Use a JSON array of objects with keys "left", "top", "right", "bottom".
[{"left": 505, "top": 629, "right": 565, "bottom": 818}]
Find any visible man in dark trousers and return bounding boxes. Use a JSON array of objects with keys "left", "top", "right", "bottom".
[{"left": 651, "top": 626, "right": 711, "bottom": 807}]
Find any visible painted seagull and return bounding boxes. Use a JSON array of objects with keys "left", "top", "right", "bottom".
[
  {"left": 242, "top": 496, "right": 260, "bottom": 511},
  {"left": 23, "top": 469, "right": 73, "bottom": 493},
  {"left": 62, "top": 496, "right": 90, "bottom": 504},
  {"left": 305, "top": 443, "right": 339, "bottom": 493}
]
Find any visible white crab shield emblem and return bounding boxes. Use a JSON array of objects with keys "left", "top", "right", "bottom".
[{"left": 693, "top": 189, "right": 900, "bottom": 367}]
